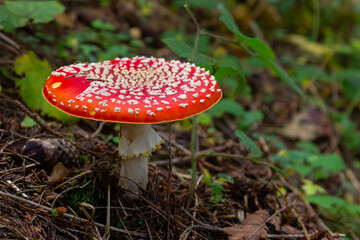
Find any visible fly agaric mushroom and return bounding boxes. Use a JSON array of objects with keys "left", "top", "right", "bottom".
[{"left": 42, "top": 57, "right": 222, "bottom": 195}]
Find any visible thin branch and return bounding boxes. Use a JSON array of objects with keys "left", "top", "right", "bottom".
[
  {"left": 267, "top": 233, "right": 345, "bottom": 239},
  {"left": 194, "top": 153, "right": 286, "bottom": 175},
  {"left": 184, "top": 0, "right": 201, "bottom": 63},
  {"left": 201, "top": 31, "right": 256, "bottom": 56},
  {"left": 14, "top": 100, "right": 62, "bottom": 137},
  {"left": 181, "top": 207, "right": 223, "bottom": 232},
  {"left": 167, "top": 122, "right": 173, "bottom": 240},
  {"left": 0, "top": 190, "right": 147, "bottom": 238},
  {"left": 245, "top": 201, "right": 297, "bottom": 240}
]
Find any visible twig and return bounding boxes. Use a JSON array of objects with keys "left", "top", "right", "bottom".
[
  {"left": 14, "top": 100, "right": 62, "bottom": 137},
  {"left": 167, "top": 122, "right": 173, "bottom": 240},
  {"left": 184, "top": 0, "right": 201, "bottom": 62},
  {"left": 157, "top": 131, "right": 191, "bottom": 156},
  {"left": 195, "top": 153, "right": 286, "bottom": 175},
  {"left": 201, "top": 31, "right": 255, "bottom": 56},
  {"left": 51, "top": 185, "right": 78, "bottom": 208},
  {"left": 189, "top": 115, "right": 197, "bottom": 196},
  {"left": 143, "top": 213, "right": 153, "bottom": 240},
  {"left": 267, "top": 232, "right": 345, "bottom": 239},
  {"left": 0, "top": 32, "right": 20, "bottom": 49},
  {"left": 2, "top": 148, "right": 40, "bottom": 165},
  {"left": 117, "top": 197, "right": 128, "bottom": 216},
  {"left": 184, "top": 0, "right": 201, "bottom": 198},
  {"left": 53, "top": 170, "right": 92, "bottom": 190},
  {"left": 52, "top": 180, "right": 91, "bottom": 208},
  {"left": 181, "top": 207, "right": 223, "bottom": 232},
  {"left": 39, "top": 215, "right": 79, "bottom": 240},
  {"left": 179, "top": 225, "right": 216, "bottom": 240},
  {"left": 295, "top": 210, "right": 310, "bottom": 240},
  {"left": 103, "top": 185, "right": 111, "bottom": 240},
  {"left": 245, "top": 202, "right": 297, "bottom": 240},
  {"left": 5, "top": 180, "right": 29, "bottom": 198},
  {"left": 0, "top": 190, "right": 147, "bottom": 238},
  {"left": 91, "top": 121, "right": 106, "bottom": 138},
  {"left": 0, "top": 163, "right": 36, "bottom": 175}
]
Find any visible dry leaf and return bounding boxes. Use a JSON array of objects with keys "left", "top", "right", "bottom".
[
  {"left": 223, "top": 210, "right": 270, "bottom": 240},
  {"left": 54, "top": 12, "right": 77, "bottom": 28},
  {"left": 54, "top": 206, "right": 67, "bottom": 217},
  {"left": 48, "top": 162, "right": 69, "bottom": 183},
  {"left": 269, "top": 216, "right": 281, "bottom": 231},
  {"left": 280, "top": 107, "right": 330, "bottom": 141},
  {"left": 281, "top": 225, "right": 301, "bottom": 234}
]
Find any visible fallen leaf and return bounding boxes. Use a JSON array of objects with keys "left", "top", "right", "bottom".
[
  {"left": 54, "top": 206, "right": 67, "bottom": 217},
  {"left": 281, "top": 225, "right": 301, "bottom": 234},
  {"left": 54, "top": 12, "right": 77, "bottom": 28},
  {"left": 280, "top": 107, "right": 330, "bottom": 141},
  {"left": 48, "top": 162, "right": 69, "bottom": 183},
  {"left": 269, "top": 216, "right": 281, "bottom": 231},
  {"left": 223, "top": 210, "right": 269, "bottom": 240}
]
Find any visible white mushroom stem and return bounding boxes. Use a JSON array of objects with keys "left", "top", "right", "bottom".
[
  {"left": 118, "top": 124, "right": 163, "bottom": 196},
  {"left": 119, "top": 155, "right": 148, "bottom": 193}
]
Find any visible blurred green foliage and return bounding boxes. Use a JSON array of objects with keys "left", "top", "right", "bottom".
[
  {"left": 14, "top": 51, "right": 78, "bottom": 124},
  {"left": 0, "top": 1, "right": 64, "bottom": 31}
]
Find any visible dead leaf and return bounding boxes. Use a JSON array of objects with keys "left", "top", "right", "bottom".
[
  {"left": 280, "top": 107, "right": 330, "bottom": 141},
  {"left": 54, "top": 12, "right": 77, "bottom": 28},
  {"left": 223, "top": 210, "right": 269, "bottom": 240},
  {"left": 269, "top": 216, "right": 281, "bottom": 231},
  {"left": 281, "top": 225, "right": 301, "bottom": 234},
  {"left": 48, "top": 162, "right": 69, "bottom": 183},
  {"left": 54, "top": 206, "right": 67, "bottom": 217}
]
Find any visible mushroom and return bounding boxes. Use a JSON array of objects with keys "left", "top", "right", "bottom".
[{"left": 42, "top": 57, "right": 222, "bottom": 196}]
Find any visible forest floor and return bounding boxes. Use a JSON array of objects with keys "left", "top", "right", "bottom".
[{"left": 0, "top": 0, "right": 359, "bottom": 239}]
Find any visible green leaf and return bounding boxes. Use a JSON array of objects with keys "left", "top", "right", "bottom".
[
  {"left": 235, "top": 130, "right": 262, "bottom": 158},
  {"left": 0, "top": 84, "right": 2, "bottom": 92},
  {"left": 306, "top": 195, "right": 360, "bottom": 214},
  {"left": 201, "top": 168, "right": 212, "bottom": 185},
  {"left": 301, "top": 179, "right": 326, "bottom": 196},
  {"left": 260, "top": 57, "right": 305, "bottom": 100},
  {"left": 217, "top": 4, "right": 304, "bottom": 100},
  {"left": 296, "top": 141, "right": 320, "bottom": 154},
  {"left": 162, "top": 38, "right": 213, "bottom": 66},
  {"left": 5, "top": 1, "right": 64, "bottom": 24},
  {"left": 112, "top": 136, "right": 119, "bottom": 144},
  {"left": 91, "top": 19, "right": 115, "bottom": 31},
  {"left": 206, "top": 98, "right": 244, "bottom": 118},
  {"left": 210, "top": 182, "right": 225, "bottom": 194},
  {"left": 217, "top": 173, "right": 234, "bottom": 184},
  {"left": 238, "top": 110, "right": 263, "bottom": 130},
  {"left": 14, "top": 51, "right": 78, "bottom": 124},
  {"left": 197, "top": 113, "right": 213, "bottom": 126},
  {"left": 0, "top": 5, "right": 26, "bottom": 30},
  {"left": 50, "top": 209, "right": 59, "bottom": 217},
  {"left": 308, "top": 153, "right": 346, "bottom": 179},
  {"left": 218, "top": 4, "right": 275, "bottom": 60},
  {"left": 21, "top": 116, "right": 38, "bottom": 128},
  {"left": 218, "top": 56, "right": 246, "bottom": 94}
]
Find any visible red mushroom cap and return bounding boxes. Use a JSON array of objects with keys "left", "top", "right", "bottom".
[{"left": 42, "top": 57, "right": 222, "bottom": 124}]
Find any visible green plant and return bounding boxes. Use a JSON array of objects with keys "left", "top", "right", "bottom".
[
  {"left": 59, "top": 20, "right": 133, "bottom": 62},
  {"left": 202, "top": 168, "right": 234, "bottom": 204},
  {"left": 273, "top": 147, "right": 346, "bottom": 180},
  {"left": 0, "top": 1, "right": 64, "bottom": 31},
  {"left": 163, "top": 2, "right": 303, "bottom": 196},
  {"left": 14, "top": 51, "right": 78, "bottom": 124}
]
